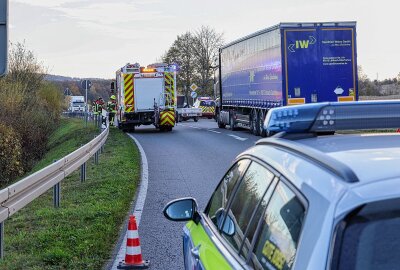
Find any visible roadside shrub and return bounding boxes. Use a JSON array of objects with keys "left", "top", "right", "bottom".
[
  {"left": 0, "top": 124, "right": 23, "bottom": 184},
  {"left": 0, "top": 42, "right": 63, "bottom": 183}
]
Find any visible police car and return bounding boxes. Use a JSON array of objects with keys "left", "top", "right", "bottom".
[{"left": 164, "top": 101, "right": 400, "bottom": 270}]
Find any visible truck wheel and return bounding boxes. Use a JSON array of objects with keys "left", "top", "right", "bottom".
[
  {"left": 193, "top": 117, "right": 198, "bottom": 122},
  {"left": 218, "top": 117, "right": 226, "bottom": 129},
  {"left": 229, "top": 114, "right": 236, "bottom": 131},
  {"left": 167, "top": 126, "right": 173, "bottom": 132},
  {"left": 258, "top": 111, "right": 266, "bottom": 137},
  {"left": 251, "top": 110, "right": 258, "bottom": 135}
]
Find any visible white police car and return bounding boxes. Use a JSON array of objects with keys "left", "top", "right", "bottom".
[{"left": 164, "top": 101, "right": 400, "bottom": 269}]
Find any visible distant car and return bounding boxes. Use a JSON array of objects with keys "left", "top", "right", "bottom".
[{"left": 164, "top": 101, "right": 400, "bottom": 269}]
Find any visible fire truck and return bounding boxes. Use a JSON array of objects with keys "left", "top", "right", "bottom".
[{"left": 115, "top": 63, "right": 177, "bottom": 132}]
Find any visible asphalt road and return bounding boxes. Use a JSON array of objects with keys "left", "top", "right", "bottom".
[{"left": 128, "top": 119, "right": 259, "bottom": 269}]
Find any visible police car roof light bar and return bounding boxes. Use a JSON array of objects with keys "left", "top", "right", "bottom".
[{"left": 264, "top": 100, "right": 400, "bottom": 134}]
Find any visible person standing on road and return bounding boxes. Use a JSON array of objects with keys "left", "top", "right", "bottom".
[{"left": 107, "top": 95, "right": 117, "bottom": 126}]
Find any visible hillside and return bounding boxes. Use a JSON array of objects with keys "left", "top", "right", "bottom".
[{"left": 45, "top": 74, "right": 113, "bottom": 102}]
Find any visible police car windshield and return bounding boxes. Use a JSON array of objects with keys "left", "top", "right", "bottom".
[
  {"left": 200, "top": 100, "right": 215, "bottom": 106},
  {"left": 334, "top": 198, "right": 400, "bottom": 270}
]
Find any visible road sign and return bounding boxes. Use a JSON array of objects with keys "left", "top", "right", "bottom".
[
  {"left": 191, "top": 91, "right": 197, "bottom": 99},
  {"left": 190, "top": 83, "right": 198, "bottom": 91},
  {"left": 0, "top": 0, "right": 8, "bottom": 77},
  {"left": 334, "top": 86, "right": 344, "bottom": 95},
  {"left": 81, "top": 79, "right": 92, "bottom": 90}
]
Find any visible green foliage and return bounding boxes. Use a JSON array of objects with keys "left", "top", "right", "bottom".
[
  {"left": 0, "top": 124, "right": 23, "bottom": 183},
  {"left": 52, "top": 78, "right": 113, "bottom": 105},
  {"left": 0, "top": 120, "right": 140, "bottom": 269},
  {"left": 0, "top": 42, "right": 64, "bottom": 182}
]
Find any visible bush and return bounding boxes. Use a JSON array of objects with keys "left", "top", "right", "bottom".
[
  {"left": 0, "top": 124, "right": 23, "bottom": 184},
  {"left": 0, "top": 42, "right": 63, "bottom": 183}
]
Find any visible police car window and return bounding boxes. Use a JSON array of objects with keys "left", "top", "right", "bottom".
[
  {"left": 205, "top": 159, "right": 250, "bottom": 229},
  {"left": 252, "top": 182, "right": 305, "bottom": 270},
  {"left": 221, "top": 162, "right": 274, "bottom": 256},
  {"left": 200, "top": 100, "right": 215, "bottom": 106},
  {"left": 333, "top": 198, "right": 400, "bottom": 270}
]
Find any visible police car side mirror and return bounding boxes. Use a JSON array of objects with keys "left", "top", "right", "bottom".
[{"left": 163, "top": 197, "right": 201, "bottom": 224}]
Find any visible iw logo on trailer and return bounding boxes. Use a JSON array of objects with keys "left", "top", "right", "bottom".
[{"left": 288, "top": 36, "right": 316, "bottom": 52}]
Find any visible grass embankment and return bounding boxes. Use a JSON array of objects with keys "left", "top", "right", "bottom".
[{"left": 0, "top": 118, "right": 140, "bottom": 269}]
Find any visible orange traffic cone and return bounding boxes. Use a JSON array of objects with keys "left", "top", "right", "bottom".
[{"left": 117, "top": 215, "right": 150, "bottom": 269}]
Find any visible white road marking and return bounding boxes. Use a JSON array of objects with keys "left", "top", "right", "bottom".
[
  {"left": 111, "top": 134, "right": 149, "bottom": 269},
  {"left": 227, "top": 134, "right": 248, "bottom": 141},
  {"left": 188, "top": 125, "right": 202, "bottom": 129},
  {"left": 207, "top": 129, "right": 221, "bottom": 134}
]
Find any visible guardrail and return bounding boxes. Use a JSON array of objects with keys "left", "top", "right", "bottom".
[{"left": 0, "top": 126, "right": 109, "bottom": 258}]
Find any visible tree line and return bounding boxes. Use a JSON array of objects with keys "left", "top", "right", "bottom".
[{"left": 358, "top": 66, "right": 400, "bottom": 96}]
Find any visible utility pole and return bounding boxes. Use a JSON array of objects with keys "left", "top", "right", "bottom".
[{"left": 81, "top": 80, "right": 92, "bottom": 128}]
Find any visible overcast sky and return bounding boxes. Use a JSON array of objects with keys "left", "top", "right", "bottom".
[{"left": 9, "top": 0, "right": 399, "bottom": 80}]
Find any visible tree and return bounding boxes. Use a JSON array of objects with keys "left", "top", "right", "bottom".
[
  {"left": 191, "top": 26, "right": 224, "bottom": 97},
  {"left": 163, "top": 32, "right": 198, "bottom": 102},
  {"left": 7, "top": 41, "right": 46, "bottom": 93},
  {"left": 163, "top": 26, "right": 224, "bottom": 100},
  {"left": 0, "top": 42, "right": 63, "bottom": 181},
  {"left": 358, "top": 65, "right": 379, "bottom": 96}
]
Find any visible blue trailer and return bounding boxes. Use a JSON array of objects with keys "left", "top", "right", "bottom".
[{"left": 217, "top": 22, "right": 358, "bottom": 136}]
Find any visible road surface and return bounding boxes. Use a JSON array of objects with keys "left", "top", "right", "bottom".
[{"left": 116, "top": 119, "right": 259, "bottom": 269}]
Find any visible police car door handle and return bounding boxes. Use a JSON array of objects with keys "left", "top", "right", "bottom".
[{"left": 191, "top": 244, "right": 201, "bottom": 259}]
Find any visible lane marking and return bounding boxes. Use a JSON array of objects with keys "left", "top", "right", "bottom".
[
  {"left": 227, "top": 134, "right": 248, "bottom": 141},
  {"left": 187, "top": 125, "right": 202, "bottom": 129},
  {"left": 207, "top": 129, "right": 221, "bottom": 134},
  {"left": 111, "top": 134, "right": 149, "bottom": 269}
]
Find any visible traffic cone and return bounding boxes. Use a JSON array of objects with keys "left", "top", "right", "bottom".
[{"left": 117, "top": 215, "right": 150, "bottom": 269}]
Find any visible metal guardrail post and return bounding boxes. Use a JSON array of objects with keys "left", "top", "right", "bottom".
[
  {"left": 80, "top": 162, "right": 86, "bottom": 182},
  {"left": 53, "top": 183, "right": 60, "bottom": 208},
  {"left": 95, "top": 150, "right": 99, "bottom": 165},
  {"left": 53, "top": 159, "right": 61, "bottom": 208},
  {"left": 0, "top": 221, "right": 4, "bottom": 259}
]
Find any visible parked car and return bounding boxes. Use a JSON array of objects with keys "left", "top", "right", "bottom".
[{"left": 164, "top": 101, "right": 400, "bottom": 270}]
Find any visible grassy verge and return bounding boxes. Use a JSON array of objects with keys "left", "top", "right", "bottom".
[{"left": 0, "top": 119, "right": 140, "bottom": 269}]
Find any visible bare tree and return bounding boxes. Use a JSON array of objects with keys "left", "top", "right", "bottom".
[
  {"left": 7, "top": 41, "right": 46, "bottom": 93},
  {"left": 358, "top": 65, "right": 379, "bottom": 96},
  {"left": 192, "top": 26, "right": 224, "bottom": 96},
  {"left": 163, "top": 32, "right": 198, "bottom": 102}
]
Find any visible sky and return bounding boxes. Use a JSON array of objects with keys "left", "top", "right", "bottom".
[{"left": 9, "top": 0, "right": 400, "bottom": 80}]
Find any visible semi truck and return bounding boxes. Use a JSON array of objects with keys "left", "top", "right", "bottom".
[
  {"left": 216, "top": 22, "right": 358, "bottom": 136},
  {"left": 115, "top": 63, "right": 177, "bottom": 132},
  {"left": 68, "top": 96, "right": 85, "bottom": 113}
]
